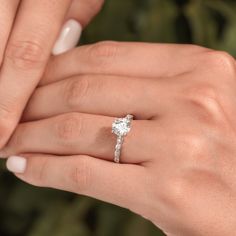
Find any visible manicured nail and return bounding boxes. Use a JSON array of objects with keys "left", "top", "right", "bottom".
[
  {"left": 6, "top": 156, "right": 27, "bottom": 174},
  {"left": 52, "top": 19, "right": 82, "bottom": 55}
]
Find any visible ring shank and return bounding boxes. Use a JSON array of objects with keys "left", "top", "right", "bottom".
[{"left": 114, "top": 136, "right": 124, "bottom": 163}]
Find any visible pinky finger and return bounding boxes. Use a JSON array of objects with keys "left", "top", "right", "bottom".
[{"left": 6, "top": 154, "right": 148, "bottom": 215}]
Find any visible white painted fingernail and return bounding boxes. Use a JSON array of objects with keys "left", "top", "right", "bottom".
[
  {"left": 6, "top": 156, "right": 27, "bottom": 174},
  {"left": 52, "top": 19, "right": 82, "bottom": 55}
]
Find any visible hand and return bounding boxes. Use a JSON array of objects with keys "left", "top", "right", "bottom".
[
  {"left": 0, "top": 0, "right": 104, "bottom": 148},
  {"left": 4, "top": 42, "right": 236, "bottom": 235}
]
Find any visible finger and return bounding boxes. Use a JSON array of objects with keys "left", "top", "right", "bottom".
[
  {"left": 6, "top": 154, "right": 148, "bottom": 214},
  {"left": 52, "top": 0, "right": 104, "bottom": 55},
  {"left": 0, "top": 0, "right": 72, "bottom": 147},
  {"left": 41, "top": 42, "right": 210, "bottom": 86},
  {"left": 65, "top": 0, "right": 104, "bottom": 27},
  {"left": 2, "top": 113, "right": 153, "bottom": 164},
  {"left": 23, "top": 75, "right": 171, "bottom": 121},
  {"left": 52, "top": 19, "right": 82, "bottom": 56},
  {"left": 0, "top": 1, "right": 20, "bottom": 65}
]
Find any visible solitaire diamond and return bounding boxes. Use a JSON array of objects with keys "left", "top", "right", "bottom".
[{"left": 112, "top": 115, "right": 133, "bottom": 136}]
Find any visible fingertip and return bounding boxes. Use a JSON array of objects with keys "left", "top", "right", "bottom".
[
  {"left": 52, "top": 19, "right": 82, "bottom": 56},
  {"left": 6, "top": 156, "right": 27, "bottom": 174}
]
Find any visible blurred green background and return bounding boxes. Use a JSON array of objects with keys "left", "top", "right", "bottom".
[{"left": 1, "top": 0, "right": 236, "bottom": 236}]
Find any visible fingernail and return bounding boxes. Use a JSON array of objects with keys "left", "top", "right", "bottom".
[
  {"left": 6, "top": 156, "right": 27, "bottom": 174},
  {"left": 52, "top": 19, "right": 82, "bottom": 55}
]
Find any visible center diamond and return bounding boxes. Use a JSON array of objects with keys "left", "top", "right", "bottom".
[{"left": 112, "top": 117, "right": 131, "bottom": 136}]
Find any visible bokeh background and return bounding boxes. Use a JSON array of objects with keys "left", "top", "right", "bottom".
[{"left": 1, "top": 0, "right": 236, "bottom": 235}]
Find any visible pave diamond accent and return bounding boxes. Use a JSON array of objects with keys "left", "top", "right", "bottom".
[{"left": 112, "top": 115, "right": 133, "bottom": 163}]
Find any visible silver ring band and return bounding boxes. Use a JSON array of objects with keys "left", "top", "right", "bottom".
[{"left": 112, "top": 114, "right": 134, "bottom": 163}]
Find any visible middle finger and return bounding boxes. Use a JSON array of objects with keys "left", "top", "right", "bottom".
[{"left": 23, "top": 74, "right": 173, "bottom": 121}]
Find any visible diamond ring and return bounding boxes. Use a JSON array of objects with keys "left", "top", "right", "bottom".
[{"left": 112, "top": 114, "right": 134, "bottom": 163}]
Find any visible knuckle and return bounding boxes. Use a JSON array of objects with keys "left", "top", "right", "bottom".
[
  {"left": 161, "top": 177, "right": 191, "bottom": 211},
  {"left": 55, "top": 113, "right": 83, "bottom": 144},
  {"left": 68, "top": 156, "right": 91, "bottom": 193},
  {"left": 187, "top": 83, "right": 218, "bottom": 104},
  {"left": 180, "top": 133, "right": 207, "bottom": 158},
  {"left": 184, "top": 83, "right": 224, "bottom": 123},
  {"left": 90, "top": 41, "right": 119, "bottom": 57},
  {"left": 88, "top": 41, "right": 119, "bottom": 68},
  {"left": 164, "top": 171, "right": 224, "bottom": 215},
  {"left": 203, "top": 51, "right": 236, "bottom": 77},
  {"left": 178, "top": 133, "right": 218, "bottom": 169},
  {"left": 65, "top": 77, "right": 90, "bottom": 109},
  {"left": 169, "top": 178, "right": 189, "bottom": 202},
  {"left": 6, "top": 40, "right": 45, "bottom": 70}
]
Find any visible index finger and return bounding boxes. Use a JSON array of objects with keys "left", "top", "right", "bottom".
[{"left": 0, "top": 0, "right": 72, "bottom": 147}]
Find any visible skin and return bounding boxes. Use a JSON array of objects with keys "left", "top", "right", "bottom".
[
  {"left": 0, "top": 0, "right": 104, "bottom": 148},
  {"left": 3, "top": 42, "right": 236, "bottom": 235}
]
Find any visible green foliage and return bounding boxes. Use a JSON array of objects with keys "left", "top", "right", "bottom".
[
  {"left": 83, "top": 0, "right": 236, "bottom": 55},
  {"left": 1, "top": 0, "right": 236, "bottom": 236}
]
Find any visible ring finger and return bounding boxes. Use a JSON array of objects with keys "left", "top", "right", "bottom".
[{"left": 1, "top": 113, "right": 154, "bottom": 163}]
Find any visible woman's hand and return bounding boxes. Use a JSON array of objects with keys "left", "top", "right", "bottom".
[
  {"left": 4, "top": 42, "right": 236, "bottom": 235},
  {"left": 0, "top": 0, "right": 104, "bottom": 148}
]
